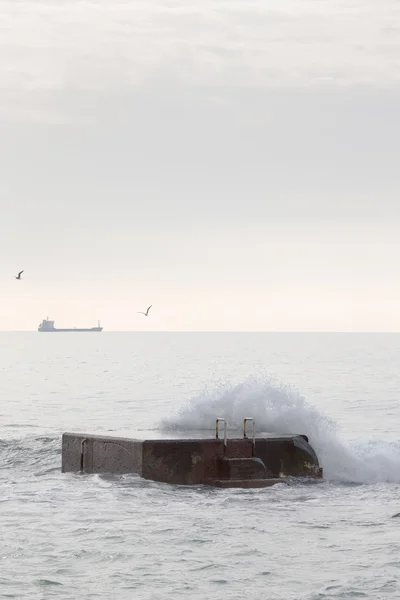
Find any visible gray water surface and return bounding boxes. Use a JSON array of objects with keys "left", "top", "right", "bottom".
[{"left": 1, "top": 332, "right": 400, "bottom": 599}]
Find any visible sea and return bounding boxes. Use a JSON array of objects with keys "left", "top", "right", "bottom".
[{"left": 1, "top": 332, "right": 400, "bottom": 599}]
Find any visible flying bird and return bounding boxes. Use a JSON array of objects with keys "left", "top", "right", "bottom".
[
  {"left": 15, "top": 270, "right": 24, "bottom": 280},
  {"left": 137, "top": 305, "right": 152, "bottom": 316}
]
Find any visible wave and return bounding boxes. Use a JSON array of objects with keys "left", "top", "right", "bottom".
[
  {"left": 160, "top": 375, "right": 400, "bottom": 485},
  {"left": 0, "top": 435, "right": 60, "bottom": 471}
]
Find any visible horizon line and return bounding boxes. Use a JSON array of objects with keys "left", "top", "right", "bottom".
[{"left": 2, "top": 329, "right": 400, "bottom": 334}]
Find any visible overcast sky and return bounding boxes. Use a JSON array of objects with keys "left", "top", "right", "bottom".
[{"left": 1, "top": 0, "right": 400, "bottom": 331}]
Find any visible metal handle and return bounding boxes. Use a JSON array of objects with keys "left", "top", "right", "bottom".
[
  {"left": 215, "top": 418, "right": 227, "bottom": 447},
  {"left": 243, "top": 418, "right": 255, "bottom": 456},
  {"left": 80, "top": 438, "right": 88, "bottom": 472}
]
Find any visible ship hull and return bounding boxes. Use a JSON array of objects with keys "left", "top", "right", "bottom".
[{"left": 38, "top": 328, "right": 103, "bottom": 332}]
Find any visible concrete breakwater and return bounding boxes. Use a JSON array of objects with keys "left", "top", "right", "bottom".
[{"left": 62, "top": 418, "right": 323, "bottom": 488}]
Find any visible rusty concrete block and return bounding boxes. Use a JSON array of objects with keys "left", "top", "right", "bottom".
[{"left": 61, "top": 432, "right": 323, "bottom": 488}]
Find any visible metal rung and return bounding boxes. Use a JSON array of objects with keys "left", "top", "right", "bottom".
[
  {"left": 243, "top": 417, "right": 255, "bottom": 456},
  {"left": 215, "top": 418, "right": 227, "bottom": 447}
]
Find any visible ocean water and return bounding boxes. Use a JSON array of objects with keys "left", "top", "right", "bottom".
[{"left": 1, "top": 332, "right": 400, "bottom": 599}]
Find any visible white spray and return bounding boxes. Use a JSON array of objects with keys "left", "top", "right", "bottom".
[{"left": 161, "top": 375, "right": 400, "bottom": 484}]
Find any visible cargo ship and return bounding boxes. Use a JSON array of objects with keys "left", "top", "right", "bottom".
[{"left": 38, "top": 318, "right": 103, "bottom": 332}]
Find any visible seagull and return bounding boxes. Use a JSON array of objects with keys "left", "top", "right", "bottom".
[
  {"left": 137, "top": 305, "right": 152, "bottom": 316},
  {"left": 15, "top": 270, "right": 24, "bottom": 280}
]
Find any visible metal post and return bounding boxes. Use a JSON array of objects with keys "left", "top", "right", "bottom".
[
  {"left": 215, "top": 418, "right": 227, "bottom": 448},
  {"left": 243, "top": 417, "right": 256, "bottom": 456}
]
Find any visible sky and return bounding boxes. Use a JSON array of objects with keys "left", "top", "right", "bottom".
[{"left": 1, "top": 0, "right": 400, "bottom": 331}]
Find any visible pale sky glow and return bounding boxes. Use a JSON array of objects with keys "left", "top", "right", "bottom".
[{"left": 1, "top": 0, "right": 400, "bottom": 331}]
